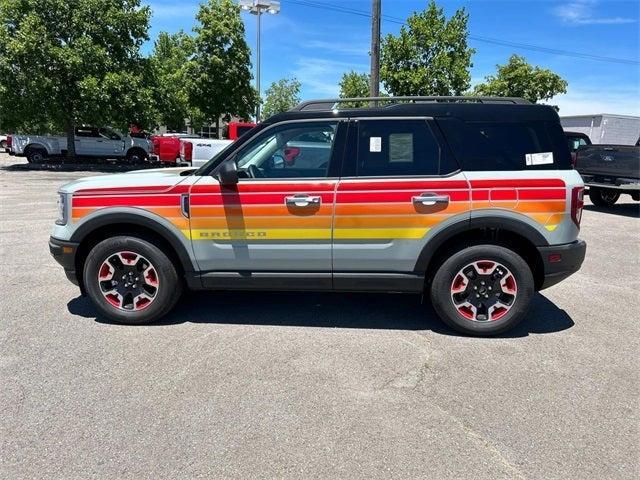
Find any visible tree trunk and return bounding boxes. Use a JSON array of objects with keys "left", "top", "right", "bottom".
[
  {"left": 215, "top": 117, "right": 220, "bottom": 139},
  {"left": 65, "top": 119, "right": 76, "bottom": 162}
]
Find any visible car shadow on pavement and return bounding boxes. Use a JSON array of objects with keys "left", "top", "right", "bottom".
[
  {"left": 583, "top": 203, "right": 640, "bottom": 219},
  {"left": 67, "top": 291, "right": 574, "bottom": 338}
]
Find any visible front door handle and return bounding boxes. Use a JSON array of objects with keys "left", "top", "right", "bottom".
[
  {"left": 412, "top": 193, "right": 450, "bottom": 206},
  {"left": 285, "top": 195, "right": 321, "bottom": 207}
]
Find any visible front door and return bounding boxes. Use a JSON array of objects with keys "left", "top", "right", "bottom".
[{"left": 189, "top": 120, "right": 346, "bottom": 289}]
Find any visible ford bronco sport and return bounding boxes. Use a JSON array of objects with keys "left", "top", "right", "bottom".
[{"left": 50, "top": 96, "right": 586, "bottom": 335}]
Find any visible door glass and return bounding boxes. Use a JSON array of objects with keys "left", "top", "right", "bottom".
[
  {"left": 235, "top": 122, "right": 337, "bottom": 178},
  {"left": 357, "top": 120, "right": 441, "bottom": 176}
]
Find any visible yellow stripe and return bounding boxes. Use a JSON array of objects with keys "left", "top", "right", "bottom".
[{"left": 334, "top": 227, "right": 430, "bottom": 239}]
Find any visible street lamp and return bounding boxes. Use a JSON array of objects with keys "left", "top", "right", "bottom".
[{"left": 239, "top": 0, "right": 280, "bottom": 122}]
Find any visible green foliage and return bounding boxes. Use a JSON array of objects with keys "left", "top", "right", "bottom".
[
  {"left": 380, "top": 0, "right": 474, "bottom": 96},
  {"left": 339, "top": 71, "right": 370, "bottom": 99},
  {"left": 150, "top": 31, "right": 197, "bottom": 131},
  {"left": 262, "top": 77, "right": 301, "bottom": 119},
  {"left": 188, "top": 0, "right": 257, "bottom": 126},
  {"left": 473, "top": 55, "right": 568, "bottom": 104},
  {"left": 0, "top": 0, "right": 153, "bottom": 146}
]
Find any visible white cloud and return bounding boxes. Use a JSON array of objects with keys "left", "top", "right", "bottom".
[
  {"left": 293, "top": 57, "right": 369, "bottom": 97},
  {"left": 548, "top": 84, "right": 640, "bottom": 116},
  {"left": 552, "top": 0, "right": 636, "bottom": 25}
]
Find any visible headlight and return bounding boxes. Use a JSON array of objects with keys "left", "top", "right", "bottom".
[{"left": 55, "top": 193, "right": 68, "bottom": 226}]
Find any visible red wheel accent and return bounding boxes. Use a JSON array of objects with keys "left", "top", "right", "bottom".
[
  {"left": 97, "top": 252, "right": 159, "bottom": 312},
  {"left": 450, "top": 260, "right": 518, "bottom": 322}
]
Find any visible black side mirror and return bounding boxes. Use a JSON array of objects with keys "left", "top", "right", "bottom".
[{"left": 216, "top": 159, "right": 239, "bottom": 185}]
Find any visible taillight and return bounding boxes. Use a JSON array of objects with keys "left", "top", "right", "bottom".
[
  {"left": 571, "top": 186, "right": 584, "bottom": 227},
  {"left": 152, "top": 137, "right": 160, "bottom": 155},
  {"left": 182, "top": 141, "right": 193, "bottom": 162}
]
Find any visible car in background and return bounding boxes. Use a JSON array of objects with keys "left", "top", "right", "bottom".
[
  {"left": 224, "top": 122, "right": 256, "bottom": 140},
  {"left": 565, "top": 131, "right": 592, "bottom": 167},
  {"left": 0, "top": 133, "right": 7, "bottom": 150},
  {"left": 179, "top": 138, "right": 233, "bottom": 168},
  {"left": 575, "top": 140, "right": 640, "bottom": 207},
  {"left": 8, "top": 126, "right": 151, "bottom": 163},
  {"left": 150, "top": 133, "right": 200, "bottom": 165}
]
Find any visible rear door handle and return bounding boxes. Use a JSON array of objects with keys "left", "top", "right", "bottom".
[
  {"left": 285, "top": 195, "right": 321, "bottom": 207},
  {"left": 412, "top": 193, "right": 450, "bottom": 206}
]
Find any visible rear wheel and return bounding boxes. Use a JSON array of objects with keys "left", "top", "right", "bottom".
[
  {"left": 0, "top": 140, "right": 6, "bottom": 149},
  {"left": 83, "top": 236, "right": 183, "bottom": 324},
  {"left": 125, "top": 148, "right": 148, "bottom": 164},
  {"left": 25, "top": 147, "right": 47, "bottom": 163},
  {"left": 589, "top": 187, "right": 620, "bottom": 207},
  {"left": 430, "top": 245, "right": 534, "bottom": 336}
]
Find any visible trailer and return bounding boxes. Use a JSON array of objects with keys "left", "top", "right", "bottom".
[{"left": 560, "top": 114, "right": 640, "bottom": 146}]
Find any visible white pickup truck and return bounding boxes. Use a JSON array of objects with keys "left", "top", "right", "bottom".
[
  {"left": 179, "top": 138, "right": 233, "bottom": 168},
  {"left": 9, "top": 126, "right": 151, "bottom": 163}
]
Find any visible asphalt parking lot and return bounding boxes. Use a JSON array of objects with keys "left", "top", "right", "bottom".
[{"left": 1, "top": 152, "right": 638, "bottom": 479}]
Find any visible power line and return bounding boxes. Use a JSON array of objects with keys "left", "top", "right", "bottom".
[{"left": 287, "top": 0, "right": 639, "bottom": 66}]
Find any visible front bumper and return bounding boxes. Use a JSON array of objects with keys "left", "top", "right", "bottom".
[
  {"left": 49, "top": 237, "right": 80, "bottom": 286},
  {"left": 537, "top": 239, "right": 587, "bottom": 290}
]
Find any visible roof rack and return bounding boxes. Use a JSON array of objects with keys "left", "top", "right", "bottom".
[{"left": 292, "top": 96, "right": 531, "bottom": 112}]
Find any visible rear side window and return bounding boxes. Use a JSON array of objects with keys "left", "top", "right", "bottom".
[
  {"left": 356, "top": 120, "right": 442, "bottom": 176},
  {"left": 437, "top": 118, "right": 572, "bottom": 170}
]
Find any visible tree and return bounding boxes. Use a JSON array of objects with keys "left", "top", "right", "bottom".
[
  {"left": 473, "top": 55, "right": 568, "bottom": 104},
  {"left": 188, "top": 0, "right": 257, "bottom": 133},
  {"left": 0, "top": 0, "right": 153, "bottom": 158},
  {"left": 262, "top": 78, "right": 301, "bottom": 119},
  {"left": 380, "top": 0, "right": 474, "bottom": 96},
  {"left": 339, "top": 71, "right": 370, "bottom": 98},
  {"left": 150, "top": 31, "right": 196, "bottom": 131}
]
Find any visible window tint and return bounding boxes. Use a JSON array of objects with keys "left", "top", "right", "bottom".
[
  {"left": 357, "top": 120, "right": 441, "bottom": 176},
  {"left": 437, "top": 118, "right": 572, "bottom": 170},
  {"left": 235, "top": 122, "right": 337, "bottom": 179}
]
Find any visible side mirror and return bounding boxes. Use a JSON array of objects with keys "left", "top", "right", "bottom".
[{"left": 216, "top": 160, "right": 239, "bottom": 185}]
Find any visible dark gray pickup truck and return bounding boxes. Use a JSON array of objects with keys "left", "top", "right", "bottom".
[{"left": 576, "top": 140, "right": 640, "bottom": 207}]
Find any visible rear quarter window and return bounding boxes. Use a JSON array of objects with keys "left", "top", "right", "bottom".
[{"left": 436, "top": 117, "right": 572, "bottom": 171}]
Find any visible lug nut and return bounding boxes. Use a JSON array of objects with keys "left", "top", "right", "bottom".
[
  {"left": 488, "top": 286, "right": 492, "bottom": 290},
  {"left": 481, "top": 281, "right": 485, "bottom": 285},
  {"left": 473, "top": 286, "right": 478, "bottom": 290},
  {"left": 476, "top": 294, "right": 480, "bottom": 298}
]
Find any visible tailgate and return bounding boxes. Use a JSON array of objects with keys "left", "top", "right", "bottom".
[{"left": 577, "top": 145, "right": 640, "bottom": 179}]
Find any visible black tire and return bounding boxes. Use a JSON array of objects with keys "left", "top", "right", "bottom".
[
  {"left": 125, "top": 148, "right": 148, "bottom": 164},
  {"left": 430, "top": 245, "right": 535, "bottom": 336},
  {"left": 0, "top": 140, "right": 6, "bottom": 149},
  {"left": 25, "top": 147, "right": 47, "bottom": 164},
  {"left": 83, "top": 236, "right": 183, "bottom": 324},
  {"left": 589, "top": 187, "right": 620, "bottom": 207}
]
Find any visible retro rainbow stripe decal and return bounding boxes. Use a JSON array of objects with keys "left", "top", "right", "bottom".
[{"left": 71, "top": 178, "right": 566, "bottom": 240}]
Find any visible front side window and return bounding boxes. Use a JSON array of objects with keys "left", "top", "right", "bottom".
[
  {"left": 357, "top": 120, "right": 441, "bottom": 176},
  {"left": 235, "top": 122, "right": 337, "bottom": 179}
]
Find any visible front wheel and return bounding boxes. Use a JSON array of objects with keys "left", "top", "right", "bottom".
[
  {"left": 125, "top": 148, "right": 148, "bottom": 165},
  {"left": 83, "top": 236, "right": 183, "bottom": 324},
  {"left": 589, "top": 187, "right": 619, "bottom": 207},
  {"left": 430, "top": 245, "right": 534, "bottom": 336}
]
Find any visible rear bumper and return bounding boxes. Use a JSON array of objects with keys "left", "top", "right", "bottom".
[
  {"left": 49, "top": 237, "right": 80, "bottom": 286},
  {"left": 537, "top": 240, "right": 586, "bottom": 290},
  {"left": 582, "top": 175, "right": 640, "bottom": 191}
]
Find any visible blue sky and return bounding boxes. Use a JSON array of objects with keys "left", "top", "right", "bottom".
[{"left": 144, "top": 0, "right": 640, "bottom": 115}]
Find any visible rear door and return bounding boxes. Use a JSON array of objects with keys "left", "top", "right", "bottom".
[
  {"left": 189, "top": 120, "right": 346, "bottom": 288},
  {"left": 333, "top": 118, "right": 471, "bottom": 288}
]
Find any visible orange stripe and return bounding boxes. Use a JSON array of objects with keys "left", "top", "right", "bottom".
[
  {"left": 190, "top": 204, "right": 334, "bottom": 217},
  {"left": 472, "top": 200, "right": 566, "bottom": 213},
  {"left": 72, "top": 206, "right": 183, "bottom": 220},
  {"left": 335, "top": 214, "right": 451, "bottom": 228},
  {"left": 189, "top": 216, "right": 332, "bottom": 229},
  {"left": 335, "top": 202, "right": 470, "bottom": 216}
]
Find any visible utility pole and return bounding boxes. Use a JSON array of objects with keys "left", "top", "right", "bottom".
[{"left": 370, "top": 0, "right": 381, "bottom": 101}]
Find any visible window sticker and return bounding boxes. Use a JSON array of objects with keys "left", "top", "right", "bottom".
[
  {"left": 369, "top": 136, "right": 382, "bottom": 153},
  {"left": 525, "top": 152, "right": 554, "bottom": 166}
]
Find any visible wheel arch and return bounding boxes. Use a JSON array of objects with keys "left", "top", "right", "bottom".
[
  {"left": 70, "top": 212, "right": 197, "bottom": 293},
  {"left": 125, "top": 146, "right": 148, "bottom": 159},
  {"left": 415, "top": 216, "right": 548, "bottom": 291},
  {"left": 24, "top": 143, "right": 50, "bottom": 154}
]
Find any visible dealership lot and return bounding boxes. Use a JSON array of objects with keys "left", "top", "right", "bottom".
[{"left": 1, "top": 153, "right": 638, "bottom": 479}]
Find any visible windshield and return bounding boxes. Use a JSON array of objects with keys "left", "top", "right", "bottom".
[{"left": 193, "top": 123, "right": 268, "bottom": 175}]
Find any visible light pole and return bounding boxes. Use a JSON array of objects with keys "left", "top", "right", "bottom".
[{"left": 239, "top": 0, "right": 280, "bottom": 123}]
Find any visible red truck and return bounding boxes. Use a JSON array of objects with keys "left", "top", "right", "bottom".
[{"left": 151, "top": 122, "right": 256, "bottom": 165}]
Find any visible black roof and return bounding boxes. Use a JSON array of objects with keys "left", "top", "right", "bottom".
[{"left": 265, "top": 98, "right": 560, "bottom": 125}]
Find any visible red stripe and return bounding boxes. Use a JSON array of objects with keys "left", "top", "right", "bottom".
[
  {"left": 191, "top": 182, "right": 336, "bottom": 194},
  {"left": 73, "top": 195, "right": 182, "bottom": 208},
  {"left": 336, "top": 190, "right": 469, "bottom": 203},
  {"left": 75, "top": 185, "right": 190, "bottom": 196},
  {"left": 489, "top": 189, "right": 518, "bottom": 201},
  {"left": 470, "top": 179, "right": 565, "bottom": 188},
  {"left": 190, "top": 192, "right": 335, "bottom": 206},
  {"left": 517, "top": 189, "right": 566, "bottom": 200},
  {"left": 338, "top": 180, "right": 468, "bottom": 191}
]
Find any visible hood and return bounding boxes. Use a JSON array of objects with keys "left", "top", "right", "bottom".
[{"left": 59, "top": 167, "right": 196, "bottom": 195}]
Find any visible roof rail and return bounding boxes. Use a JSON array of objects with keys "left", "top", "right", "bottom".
[{"left": 292, "top": 96, "right": 531, "bottom": 111}]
